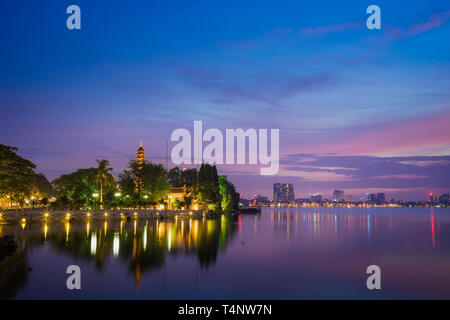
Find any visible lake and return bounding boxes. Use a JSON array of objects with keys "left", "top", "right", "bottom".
[{"left": 1, "top": 207, "right": 450, "bottom": 299}]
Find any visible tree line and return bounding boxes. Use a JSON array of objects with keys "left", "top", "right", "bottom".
[{"left": 0, "top": 144, "right": 239, "bottom": 212}]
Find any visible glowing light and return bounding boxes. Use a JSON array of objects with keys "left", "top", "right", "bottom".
[
  {"left": 90, "top": 232, "right": 97, "bottom": 255},
  {"left": 44, "top": 223, "right": 48, "bottom": 240},
  {"left": 193, "top": 205, "right": 198, "bottom": 211},
  {"left": 168, "top": 228, "right": 172, "bottom": 251},
  {"left": 431, "top": 211, "right": 436, "bottom": 249},
  {"left": 21, "top": 218, "right": 26, "bottom": 223},
  {"left": 86, "top": 212, "right": 91, "bottom": 218},
  {"left": 114, "top": 192, "right": 121, "bottom": 197},
  {"left": 104, "top": 212, "right": 109, "bottom": 217},
  {"left": 92, "top": 193, "right": 99, "bottom": 198},
  {"left": 65, "top": 222, "right": 70, "bottom": 242},
  {"left": 143, "top": 225, "right": 148, "bottom": 251},
  {"left": 113, "top": 232, "right": 120, "bottom": 257},
  {"left": 143, "top": 195, "right": 149, "bottom": 199}
]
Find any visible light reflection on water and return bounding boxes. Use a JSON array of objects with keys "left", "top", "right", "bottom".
[{"left": 1, "top": 207, "right": 450, "bottom": 299}]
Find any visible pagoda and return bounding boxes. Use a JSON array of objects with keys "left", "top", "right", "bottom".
[
  {"left": 136, "top": 140, "right": 145, "bottom": 170},
  {"left": 135, "top": 140, "right": 146, "bottom": 192}
]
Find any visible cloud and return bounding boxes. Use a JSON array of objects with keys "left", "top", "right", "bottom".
[
  {"left": 374, "top": 174, "right": 429, "bottom": 179},
  {"left": 176, "top": 64, "right": 334, "bottom": 108},
  {"left": 299, "top": 22, "right": 363, "bottom": 36},
  {"left": 386, "top": 10, "right": 450, "bottom": 40},
  {"left": 261, "top": 153, "right": 450, "bottom": 200},
  {"left": 399, "top": 160, "right": 450, "bottom": 167},
  {"left": 298, "top": 110, "right": 450, "bottom": 156}
]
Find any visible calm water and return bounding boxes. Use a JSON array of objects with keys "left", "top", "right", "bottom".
[{"left": 1, "top": 207, "right": 450, "bottom": 299}]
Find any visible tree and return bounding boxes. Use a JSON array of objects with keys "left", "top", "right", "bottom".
[
  {"left": 93, "top": 160, "right": 115, "bottom": 209},
  {"left": 33, "top": 173, "right": 54, "bottom": 198},
  {"left": 52, "top": 168, "right": 99, "bottom": 209},
  {"left": 197, "top": 164, "right": 221, "bottom": 211},
  {"left": 168, "top": 167, "right": 183, "bottom": 187},
  {"left": 0, "top": 144, "right": 36, "bottom": 205},
  {"left": 218, "top": 176, "right": 239, "bottom": 212},
  {"left": 118, "top": 160, "right": 170, "bottom": 207}
]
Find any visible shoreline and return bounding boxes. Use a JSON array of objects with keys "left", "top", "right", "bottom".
[{"left": 0, "top": 209, "right": 222, "bottom": 224}]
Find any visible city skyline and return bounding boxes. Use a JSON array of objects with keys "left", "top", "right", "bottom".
[{"left": 1, "top": 1, "right": 450, "bottom": 201}]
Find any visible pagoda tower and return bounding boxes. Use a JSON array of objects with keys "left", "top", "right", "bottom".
[
  {"left": 135, "top": 140, "right": 146, "bottom": 192},
  {"left": 136, "top": 140, "right": 145, "bottom": 170}
]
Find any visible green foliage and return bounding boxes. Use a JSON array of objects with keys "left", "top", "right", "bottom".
[
  {"left": 118, "top": 160, "right": 170, "bottom": 206},
  {"left": 0, "top": 144, "right": 36, "bottom": 203},
  {"left": 218, "top": 176, "right": 240, "bottom": 212},
  {"left": 172, "top": 197, "right": 184, "bottom": 209},
  {"left": 168, "top": 167, "right": 198, "bottom": 190},
  {"left": 52, "top": 168, "right": 101, "bottom": 209},
  {"left": 93, "top": 159, "right": 115, "bottom": 206},
  {"left": 33, "top": 173, "right": 54, "bottom": 198},
  {"left": 197, "top": 164, "right": 221, "bottom": 211}
]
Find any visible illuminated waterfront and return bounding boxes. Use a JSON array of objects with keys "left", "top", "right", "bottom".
[{"left": 1, "top": 207, "right": 450, "bottom": 299}]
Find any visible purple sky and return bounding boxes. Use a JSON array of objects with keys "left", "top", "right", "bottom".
[{"left": 1, "top": 1, "right": 449, "bottom": 201}]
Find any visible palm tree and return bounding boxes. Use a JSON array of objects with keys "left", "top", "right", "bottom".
[{"left": 94, "top": 159, "right": 114, "bottom": 209}]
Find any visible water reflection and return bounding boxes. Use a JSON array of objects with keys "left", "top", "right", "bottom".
[
  {"left": 2, "top": 208, "right": 450, "bottom": 299},
  {"left": 0, "top": 215, "right": 238, "bottom": 297}
]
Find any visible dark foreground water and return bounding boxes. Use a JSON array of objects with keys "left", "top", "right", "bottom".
[{"left": 1, "top": 207, "right": 450, "bottom": 299}]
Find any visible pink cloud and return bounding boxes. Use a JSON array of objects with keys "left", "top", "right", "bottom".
[
  {"left": 386, "top": 10, "right": 450, "bottom": 39},
  {"left": 300, "top": 110, "right": 450, "bottom": 156},
  {"left": 300, "top": 22, "right": 363, "bottom": 36}
]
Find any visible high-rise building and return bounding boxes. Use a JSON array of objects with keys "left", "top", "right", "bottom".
[
  {"left": 439, "top": 194, "right": 449, "bottom": 205},
  {"left": 273, "top": 183, "right": 295, "bottom": 203},
  {"left": 332, "top": 190, "right": 345, "bottom": 202},
  {"left": 310, "top": 193, "right": 323, "bottom": 203},
  {"left": 366, "top": 193, "right": 377, "bottom": 204},
  {"left": 429, "top": 193, "right": 438, "bottom": 204},
  {"left": 376, "top": 193, "right": 386, "bottom": 204}
]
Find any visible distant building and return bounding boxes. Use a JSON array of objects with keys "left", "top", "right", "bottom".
[
  {"left": 366, "top": 193, "right": 377, "bottom": 204},
  {"left": 429, "top": 193, "right": 438, "bottom": 204},
  {"left": 376, "top": 193, "right": 386, "bottom": 204},
  {"left": 239, "top": 198, "right": 250, "bottom": 207},
  {"left": 438, "top": 194, "right": 449, "bottom": 205},
  {"left": 273, "top": 183, "right": 295, "bottom": 203},
  {"left": 332, "top": 190, "right": 345, "bottom": 202},
  {"left": 254, "top": 194, "right": 270, "bottom": 205},
  {"left": 344, "top": 195, "right": 353, "bottom": 202},
  {"left": 310, "top": 193, "right": 323, "bottom": 203}
]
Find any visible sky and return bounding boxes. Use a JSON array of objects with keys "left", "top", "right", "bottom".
[{"left": 1, "top": 0, "right": 450, "bottom": 201}]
